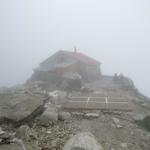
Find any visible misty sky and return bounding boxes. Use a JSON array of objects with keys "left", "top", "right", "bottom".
[{"left": 0, "top": 0, "right": 150, "bottom": 97}]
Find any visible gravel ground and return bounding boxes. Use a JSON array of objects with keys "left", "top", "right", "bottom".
[{"left": 29, "top": 111, "right": 150, "bottom": 150}]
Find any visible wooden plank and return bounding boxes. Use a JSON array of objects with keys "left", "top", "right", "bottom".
[
  {"left": 62, "top": 101, "right": 131, "bottom": 111},
  {"left": 70, "top": 96, "right": 128, "bottom": 102},
  {"left": 63, "top": 96, "right": 131, "bottom": 112}
]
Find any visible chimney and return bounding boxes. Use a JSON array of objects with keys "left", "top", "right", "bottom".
[{"left": 74, "top": 46, "right": 77, "bottom": 53}]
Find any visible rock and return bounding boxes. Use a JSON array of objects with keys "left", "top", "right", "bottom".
[
  {"left": 113, "top": 118, "right": 120, "bottom": 124},
  {"left": 0, "top": 128, "right": 15, "bottom": 144},
  {"left": 116, "top": 124, "right": 122, "bottom": 128},
  {"left": 72, "top": 112, "right": 84, "bottom": 116},
  {"left": 85, "top": 113, "right": 99, "bottom": 118},
  {"left": 142, "top": 103, "right": 147, "bottom": 107},
  {"left": 140, "top": 142, "right": 147, "bottom": 148},
  {"left": 49, "top": 90, "right": 67, "bottom": 105},
  {"left": 13, "top": 137, "right": 39, "bottom": 150},
  {"left": 16, "top": 125, "right": 37, "bottom": 141},
  {"left": 58, "top": 112, "right": 71, "bottom": 121},
  {"left": 0, "top": 143, "right": 23, "bottom": 150},
  {"left": 71, "top": 148, "right": 85, "bottom": 150},
  {"left": 60, "top": 80, "right": 69, "bottom": 90},
  {"left": 113, "top": 118, "right": 123, "bottom": 128},
  {"left": 132, "top": 114, "right": 146, "bottom": 121},
  {"left": 120, "top": 143, "right": 127, "bottom": 148},
  {"left": 138, "top": 115, "right": 150, "bottom": 131},
  {"left": 38, "top": 111, "right": 58, "bottom": 125},
  {"left": 47, "top": 129, "right": 52, "bottom": 134},
  {"left": 16, "top": 125, "right": 30, "bottom": 139},
  {"left": 0, "top": 87, "right": 11, "bottom": 94},
  {"left": 15, "top": 125, "right": 39, "bottom": 150},
  {"left": 0, "top": 92, "right": 44, "bottom": 122},
  {"left": 0, "top": 127, "right": 5, "bottom": 135},
  {"left": 24, "top": 141, "right": 39, "bottom": 150},
  {"left": 81, "top": 86, "right": 93, "bottom": 93},
  {"left": 38, "top": 105, "right": 58, "bottom": 125},
  {"left": 63, "top": 132, "right": 103, "bottom": 150}
]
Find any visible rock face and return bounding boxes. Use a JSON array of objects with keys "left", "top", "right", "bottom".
[
  {"left": 63, "top": 132, "right": 103, "bottom": 150},
  {"left": 0, "top": 92, "right": 44, "bottom": 123}
]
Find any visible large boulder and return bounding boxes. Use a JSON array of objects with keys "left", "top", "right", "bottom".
[
  {"left": 0, "top": 92, "right": 44, "bottom": 123},
  {"left": 16, "top": 125, "right": 38, "bottom": 141},
  {"left": 0, "top": 139, "right": 39, "bottom": 150},
  {"left": 0, "top": 144, "right": 22, "bottom": 150},
  {"left": 15, "top": 125, "right": 39, "bottom": 150},
  {"left": 38, "top": 104, "right": 58, "bottom": 126},
  {"left": 63, "top": 132, "right": 103, "bottom": 150},
  {"left": 137, "top": 115, "right": 150, "bottom": 131},
  {"left": 0, "top": 125, "right": 39, "bottom": 150},
  {"left": 132, "top": 114, "right": 146, "bottom": 121}
]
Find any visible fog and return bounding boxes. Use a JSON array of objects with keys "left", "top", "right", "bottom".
[{"left": 0, "top": 0, "right": 150, "bottom": 97}]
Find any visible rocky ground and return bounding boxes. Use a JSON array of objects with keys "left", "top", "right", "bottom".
[
  {"left": 0, "top": 83, "right": 150, "bottom": 150},
  {"left": 1, "top": 111, "right": 150, "bottom": 150}
]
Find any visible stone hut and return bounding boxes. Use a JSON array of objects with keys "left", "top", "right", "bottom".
[{"left": 29, "top": 50, "right": 101, "bottom": 84}]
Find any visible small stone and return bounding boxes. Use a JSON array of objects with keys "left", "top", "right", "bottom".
[
  {"left": 85, "top": 113, "right": 99, "bottom": 118},
  {"left": 113, "top": 118, "right": 123, "bottom": 128},
  {"left": 47, "top": 130, "right": 52, "bottom": 134},
  {"left": 121, "top": 143, "right": 127, "bottom": 148},
  {"left": 116, "top": 124, "right": 123, "bottom": 128},
  {"left": 113, "top": 118, "right": 120, "bottom": 124},
  {"left": 72, "top": 112, "right": 84, "bottom": 116}
]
